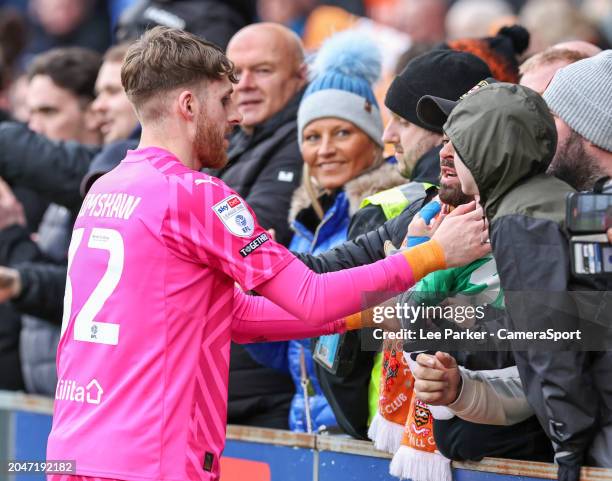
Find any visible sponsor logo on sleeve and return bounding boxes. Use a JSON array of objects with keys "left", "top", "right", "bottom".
[
  {"left": 228, "top": 197, "right": 241, "bottom": 208},
  {"left": 213, "top": 195, "right": 255, "bottom": 237},
  {"left": 239, "top": 233, "right": 269, "bottom": 257}
]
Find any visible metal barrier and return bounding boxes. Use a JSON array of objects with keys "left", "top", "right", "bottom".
[{"left": 1, "top": 391, "right": 611, "bottom": 481}]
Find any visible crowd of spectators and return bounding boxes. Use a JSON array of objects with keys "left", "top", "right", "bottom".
[{"left": 0, "top": 1, "right": 610, "bottom": 480}]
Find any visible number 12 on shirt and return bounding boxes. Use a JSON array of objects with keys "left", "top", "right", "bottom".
[{"left": 61, "top": 227, "right": 124, "bottom": 345}]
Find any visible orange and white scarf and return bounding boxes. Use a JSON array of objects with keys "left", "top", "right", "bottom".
[{"left": 368, "top": 341, "right": 452, "bottom": 481}]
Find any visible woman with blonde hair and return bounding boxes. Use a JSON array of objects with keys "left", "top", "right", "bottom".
[{"left": 246, "top": 30, "right": 405, "bottom": 433}]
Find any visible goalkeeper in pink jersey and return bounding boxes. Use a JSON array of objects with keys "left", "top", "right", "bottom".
[{"left": 47, "top": 27, "right": 489, "bottom": 481}]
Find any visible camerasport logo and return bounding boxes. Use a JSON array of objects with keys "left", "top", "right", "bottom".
[
  {"left": 213, "top": 195, "right": 255, "bottom": 238},
  {"left": 55, "top": 378, "right": 104, "bottom": 405}
]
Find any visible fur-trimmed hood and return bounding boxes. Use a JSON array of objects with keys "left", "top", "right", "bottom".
[{"left": 288, "top": 161, "right": 406, "bottom": 223}]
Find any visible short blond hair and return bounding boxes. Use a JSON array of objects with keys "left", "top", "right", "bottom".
[{"left": 121, "top": 26, "right": 236, "bottom": 109}]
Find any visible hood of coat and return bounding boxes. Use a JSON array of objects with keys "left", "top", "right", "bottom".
[
  {"left": 444, "top": 83, "right": 557, "bottom": 220},
  {"left": 288, "top": 160, "right": 405, "bottom": 223}
]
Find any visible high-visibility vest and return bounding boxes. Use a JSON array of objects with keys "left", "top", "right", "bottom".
[{"left": 359, "top": 181, "right": 436, "bottom": 220}]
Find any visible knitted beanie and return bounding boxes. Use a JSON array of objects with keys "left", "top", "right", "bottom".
[
  {"left": 384, "top": 50, "right": 492, "bottom": 133},
  {"left": 298, "top": 30, "right": 384, "bottom": 148},
  {"left": 443, "top": 25, "right": 530, "bottom": 83},
  {"left": 543, "top": 50, "right": 612, "bottom": 152}
]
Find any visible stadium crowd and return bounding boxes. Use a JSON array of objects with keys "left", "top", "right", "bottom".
[{"left": 0, "top": 1, "right": 610, "bottom": 481}]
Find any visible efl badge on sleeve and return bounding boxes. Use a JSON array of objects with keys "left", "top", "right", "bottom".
[{"left": 213, "top": 195, "right": 255, "bottom": 238}]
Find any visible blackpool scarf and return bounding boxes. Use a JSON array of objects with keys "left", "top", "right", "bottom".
[
  {"left": 367, "top": 339, "right": 412, "bottom": 454},
  {"left": 367, "top": 339, "right": 452, "bottom": 481},
  {"left": 387, "top": 353, "right": 453, "bottom": 481}
]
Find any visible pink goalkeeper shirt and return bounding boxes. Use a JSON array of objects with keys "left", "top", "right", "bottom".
[{"left": 47, "top": 147, "right": 295, "bottom": 481}]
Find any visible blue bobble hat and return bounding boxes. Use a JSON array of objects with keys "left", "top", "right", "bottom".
[{"left": 297, "top": 30, "right": 384, "bottom": 148}]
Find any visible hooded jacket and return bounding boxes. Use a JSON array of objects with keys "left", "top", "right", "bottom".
[{"left": 444, "top": 83, "right": 611, "bottom": 476}]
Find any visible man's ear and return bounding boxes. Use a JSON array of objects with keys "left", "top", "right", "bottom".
[
  {"left": 83, "top": 102, "right": 101, "bottom": 133},
  {"left": 296, "top": 62, "right": 308, "bottom": 88},
  {"left": 178, "top": 90, "right": 196, "bottom": 120}
]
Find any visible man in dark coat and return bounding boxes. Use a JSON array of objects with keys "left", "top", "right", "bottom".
[{"left": 206, "top": 22, "right": 309, "bottom": 430}]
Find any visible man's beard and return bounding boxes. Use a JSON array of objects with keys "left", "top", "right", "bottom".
[
  {"left": 548, "top": 131, "right": 604, "bottom": 191},
  {"left": 194, "top": 113, "right": 227, "bottom": 170},
  {"left": 438, "top": 159, "right": 473, "bottom": 207},
  {"left": 439, "top": 181, "right": 473, "bottom": 207},
  {"left": 397, "top": 150, "right": 417, "bottom": 178},
  {"left": 397, "top": 137, "right": 437, "bottom": 178}
]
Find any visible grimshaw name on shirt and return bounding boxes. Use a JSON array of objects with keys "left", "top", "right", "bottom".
[{"left": 78, "top": 192, "right": 142, "bottom": 220}]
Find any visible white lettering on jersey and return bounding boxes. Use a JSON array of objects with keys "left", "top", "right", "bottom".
[
  {"left": 55, "top": 378, "right": 104, "bottom": 405},
  {"left": 79, "top": 193, "right": 142, "bottom": 220}
]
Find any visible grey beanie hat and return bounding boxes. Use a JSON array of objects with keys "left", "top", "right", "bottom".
[
  {"left": 297, "top": 30, "right": 384, "bottom": 148},
  {"left": 543, "top": 50, "right": 612, "bottom": 152},
  {"left": 298, "top": 90, "right": 384, "bottom": 148}
]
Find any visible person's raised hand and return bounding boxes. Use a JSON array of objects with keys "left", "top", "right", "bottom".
[
  {"left": 432, "top": 201, "right": 491, "bottom": 267},
  {"left": 407, "top": 198, "right": 449, "bottom": 240},
  {"left": 412, "top": 351, "right": 461, "bottom": 406},
  {"left": 0, "top": 177, "right": 26, "bottom": 229},
  {"left": 0, "top": 266, "right": 21, "bottom": 303}
]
